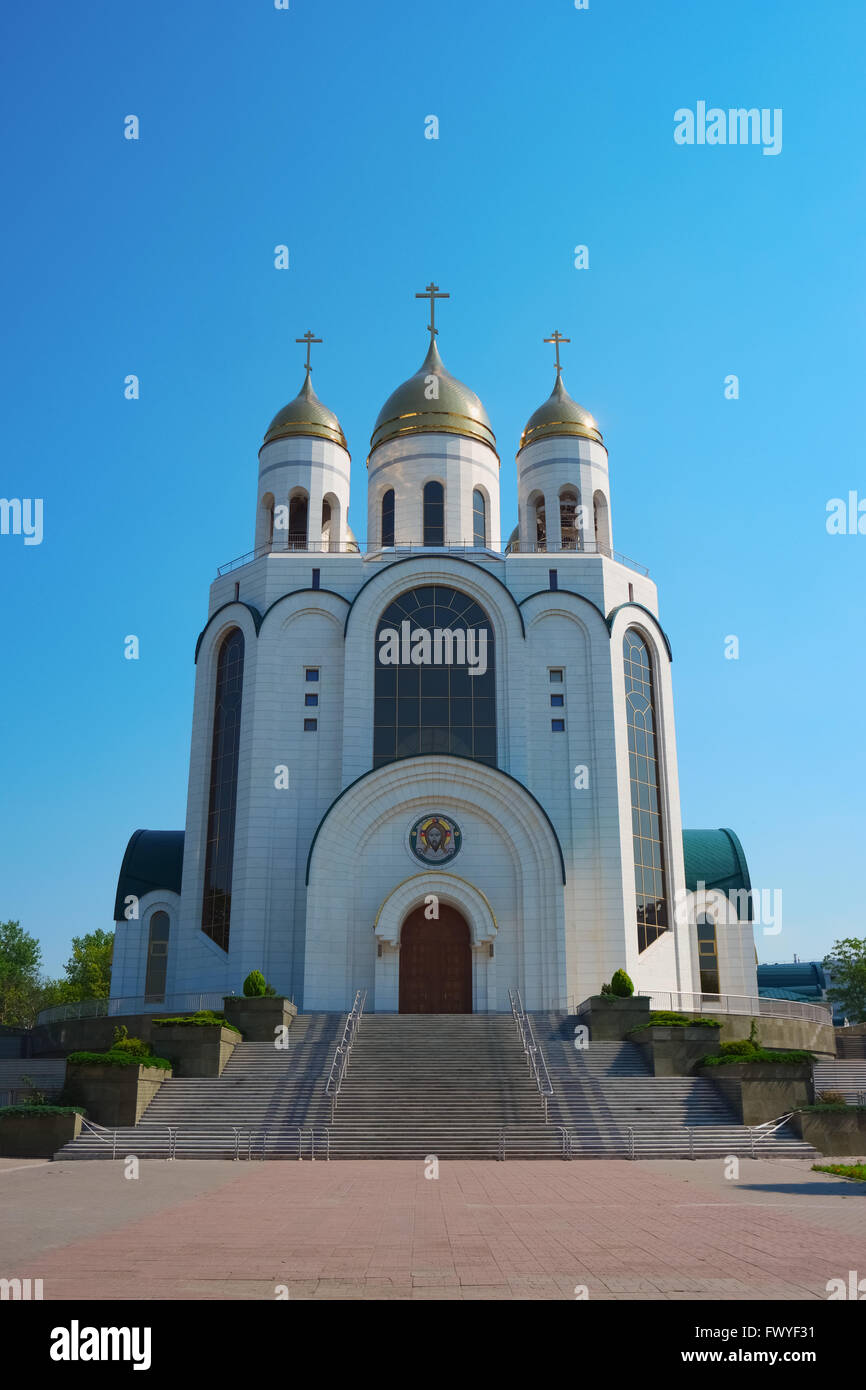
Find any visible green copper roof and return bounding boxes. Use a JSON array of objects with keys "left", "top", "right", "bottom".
[
  {"left": 518, "top": 370, "right": 603, "bottom": 452},
  {"left": 114, "top": 829, "right": 184, "bottom": 921},
  {"left": 263, "top": 372, "right": 348, "bottom": 451},
  {"left": 682, "top": 827, "right": 752, "bottom": 901},
  {"left": 369, "top": 339, "right": 496, "bottom": 459}
]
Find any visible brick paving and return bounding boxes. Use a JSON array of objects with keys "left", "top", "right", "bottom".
[{"left": 1, "top": 1156, "right": 864, "bottom": 1300}]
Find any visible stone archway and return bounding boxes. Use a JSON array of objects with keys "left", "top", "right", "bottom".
[{"left": 398, "top": 904, "right": 472, "bottom": 1013}]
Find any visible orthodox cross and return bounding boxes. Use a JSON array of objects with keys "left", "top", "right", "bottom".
[
  {"left": 296, "top": 331, "right": 322, "bottom": 374},
  {"left": 544, "top": 330, "right": 570, "bottom": 373},
  {"left": 415, "top": 282, "right": 450, "bottom": 340}
]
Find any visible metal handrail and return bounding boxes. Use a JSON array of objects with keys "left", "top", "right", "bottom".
[
  {"left": 216, "top": 538, "right": 650, "bottom": 578},
  {"left": 508, "top": 988, "right": 553, "bottom": 1108},
  {"left": 633, "top": 990, "right": 831, "bottom": 1025},
  {"left": 79, "top": 1117, "right": 119, "bottom": 1159},
  {"left": 325, "top": 989, "right": 367, "bottom": 1099},
  {"left": 37, "top": 989, "right": 230, "bottom": 1026}
]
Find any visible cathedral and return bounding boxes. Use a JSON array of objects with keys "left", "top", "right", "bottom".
[{"left": 110, "top": 286, "right": 758, "bottom": 1014}]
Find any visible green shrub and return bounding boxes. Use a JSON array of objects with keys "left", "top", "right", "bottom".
[
  {"left": 813, "top": 1163, "right": 866, "bottom": 1182},
  {"left": 815, "top": 1090, "right": 848, "bottom": 1106},
  {"left": 720, "top": 1039, "right": 758, "bottom": 1057},
  {"left": 802, "top": 1103, "right": 866, "bottom": 1113},
  {"left": 609, "top": 969, "right": 634, "bottom": 998},
  {"left": 111, "top": 1026, "right": 152, "bottom": 1058},
  {"left": 0, "top": 1105, "right": 87, "bottom": 1117},
  {"left": 66, "top": 1050, "right": 172, "bottom": 1071},
  {"left": 243, "top": 970, "right": 268, "bottom": 997},
  {"left": 701, "top": 1048, "right": 815, "bottom": 1067},
  {"left": 153, "top": 1011, "right": 240, "bottom": 1034},
  {"left": 630, "top": 1011, "right": 723, "bottom": 1033}
]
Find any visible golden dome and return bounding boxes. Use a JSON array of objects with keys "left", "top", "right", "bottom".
[
  {"left": 519, "top": 370, "right": 603, "bottom": 452},
  {"left": 263, "top": 372, "right": 347, "bottom": 451},
  {"left": 369, "top": 339, "right": 496, "bottom": 459}
]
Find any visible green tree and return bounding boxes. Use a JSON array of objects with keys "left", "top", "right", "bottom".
[
  {"left": 61, "top": 929, "right": 114, "bottom": 1001},
  {"left": 0, "top": 920, "right": 44, "bottom": 1026},
  {"left": 823, "top": 938, "right": 866, "bottom": 1024}
]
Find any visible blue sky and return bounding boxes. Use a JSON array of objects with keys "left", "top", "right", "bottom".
[{"left": 1, "top": 0, "right": 863, "bottom": 976}]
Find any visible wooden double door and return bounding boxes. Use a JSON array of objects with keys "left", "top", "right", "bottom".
[{"left": 398, "top": 904, "right": 472, "bottom": 1013}]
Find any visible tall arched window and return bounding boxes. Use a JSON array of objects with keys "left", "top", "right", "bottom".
[
  {"left": 472, "top": 489, "right": 487, "bottom": 547},
  {"left": 623, "top": 628, "right": 668, "bottom": 951},
  {"left": 381, "top": 488, "right": 395, "bottom": 547},
  {"left": 532, "top": 496, "right": 546, "bottom": 550},
  {"left": 288, "top": 493, "right": 308, "bottom": 550},
  {"left": 593, "top": 490, "right": 610, "bottom": 554},
  {"left": 201, "top": 627, "right": 245, "bottom": 952},
  {"left": 560, "top": 489, "right": 580, "bottom": 550},
  {"left": 374, "top": 585, "right": 496, "bottom": 768},
  {"left": 145, "top": 911, "right": 170, "bottom": 1002},
  {"left": 423, "top": 481, "right": 444, "bottom": 546}
]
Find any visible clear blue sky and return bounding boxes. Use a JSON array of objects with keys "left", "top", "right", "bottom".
[{"left": 1, "top": 0, "right": 863, "bottom": 977}]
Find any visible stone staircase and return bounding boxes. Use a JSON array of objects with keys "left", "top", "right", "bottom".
[
  {"left": 54, "top": 1008, "right": 817, "bottom": 1161},
  {"left": 534, "top": 1012, "right": 818, "bottom": 1158}
]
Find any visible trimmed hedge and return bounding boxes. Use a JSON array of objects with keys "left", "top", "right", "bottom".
[
  {"left": 701, "top": 1048, "right": 816, "bottom": 1067},
  {"left": 800, "top": 1103, "right": 866, "bottom": 1113},
  {"left": 0, "top": 1104, "right": 87, "bottom": 1117},
  {"left": 631, "top": 1011, "right": 723, "bottom": 1033},
  {"left": 66, "top": 1050, "right": 172, "bottom": 1071},
  {"left": 813, "top": 1163, "right": 866, "bottom": 1182},
  {"left": 152, "top": 1011, "right": 240, "bottom": 1034}
]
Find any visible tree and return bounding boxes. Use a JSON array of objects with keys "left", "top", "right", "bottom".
[
  {"left": 61, "top": 929, "right": 114, "bottom": 1001},
  {"left": 0, "top": 920, "right": 44, "bottom": 1026},
  {"left": 823, "top": 938, "right": 866, "bottom": 1024}
]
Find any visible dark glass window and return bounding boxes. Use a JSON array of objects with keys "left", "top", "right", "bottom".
[
  {"left": 374, "top": 585, "right": 496, "bottom": 769},
  {"left": 305, "top": 668, "right": 319, "bottom": 682},
  {"left": 305, "top": 693, "right": 318, "bottom": 707},
  {"left": 560, "top": 490, "right": 580, "bottom": 550},
  {"left": 550, "top": 669, "right": 563, "bottom": 682},
  {"left": 624, "top": 628, "right": 668, "bottom": 952},
  {"left": 697, "top": 916, "right": 720, "bottom": 994},
  {"left": 551, "top": 719, "right": 565, "bottom": 731},
  {"left": 201, "top": 628, "right": 244, "bottom": 952},
  {"left": 381, "top": 489, "right": 395, "bottom": 547},
  {"left": 304, "top": 718, "right": 317, "bottom": 731},
  {"left": 551, "top": 694, "right": 564, "bottom": 707},
  {"left": 145, "top": 911, "right": 169, "bottom": 1002},
  {"left": 288, "top": 495, "right": 308, "bottom": 549},
  {"left": 423, "top": 481, "right": 444, "bottom": 546},
  {"left": 472, "top": 489, "right": 486, "bottom": 547}
]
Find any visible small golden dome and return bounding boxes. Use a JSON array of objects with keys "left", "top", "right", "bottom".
[
  {"left": 519, "top": 370, "right": 603, "bottom": 452},
  {"left": 263, "top": 373, "right": 347, "bottom": 450}
]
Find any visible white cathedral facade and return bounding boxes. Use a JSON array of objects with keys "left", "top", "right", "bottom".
[{"left": 110, "top": 290, "right": 759, "bottom": 1014}]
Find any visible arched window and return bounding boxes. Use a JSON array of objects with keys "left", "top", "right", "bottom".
[
  {"left": 145, "top": 911, "right": 170, "bottom": 1002},
  {"left": 261, "top": 492, "right": 275, "bottom": 548},
  {"left": 472, "top": 489, "right": 487, "bottom": 548},
  {"left": 623, "top": 628, "right": 668, "bottom": 952},
  {"left": 423, "top": 481, "right": 444, "bottom": 546},
  {"left": 533, "top": 496, "right": 546, "bottom": 551},
  {"left": 288, "top": 493, "right": 308, "bottom": 550},
  {"left": 381, "top": 488, "right": 395, "bottom": 547},
  {"left": 560, "top": 488, "right": 580, "bottom": 551},
  {"left": 201, "top": 627, "right": 245, "bottom": 952},
  {"left": 593, "top": 490, "right": 610, "bottom": 555},
  {"left": 374, "top": 585, "right": 496, "bottom": 768},
  {"left": 696, "top": 915, "right": 720, "bottom": 994}
]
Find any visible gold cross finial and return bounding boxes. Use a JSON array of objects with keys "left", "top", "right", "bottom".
[
  {"left": 296, "top": 330, "right": 323, "bottom": 375},
  {"left": 415, "top": 282, "right": 450, "bottom": 341},
  {"left": 544, "top": 329, "right": 570, "bottom": 373}
]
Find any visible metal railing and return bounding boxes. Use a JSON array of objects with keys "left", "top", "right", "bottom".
[
  {"left": 509, "top": 987, "right": 553, "bottom": 1118},
  {"left": 36, "top": 990, "right": 230, "bottom": 1026},
  {"left": 79, "top": 1117, "right": 119, "bottom": 1159},
  {"left": 633, "top": 990, "right": 832, "bottom": 1025},
  {"left": 216, "top": 537, "right": 650, "bottom": 577},
  {"left": 552, "top": 1118, "right": 802, "bottom": 1161},
  {"left": 325, "top": 989, "right": 367, "bottom": 1109}
]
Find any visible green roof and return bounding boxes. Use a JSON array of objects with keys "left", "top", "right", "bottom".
[
  {"left": 113, "top": 829, "right": 184, "bottom": 920},
  {"left": 682, "top": 828, "right": 752, "bottom": 916}
]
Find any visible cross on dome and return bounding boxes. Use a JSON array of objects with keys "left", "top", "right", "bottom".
[
  {"left": 295, "top": 330, "right": 323, "bottom": 375},
  {"left": 415, "top": 282, "right": 450, "bottom": 341}
]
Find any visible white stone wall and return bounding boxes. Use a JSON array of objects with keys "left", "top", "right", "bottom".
[
  {"left": 256, "top": 435, "right": 352, "bottom": 552},
  {"left": 516, "top": 436, "right": 611, "bottom": 552},
  {"left": 367, "top": 433, "right": 501, "bottom": 550}
]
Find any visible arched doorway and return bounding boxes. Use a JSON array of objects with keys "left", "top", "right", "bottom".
[{"left": 399, "top": 904, "right": 472, "bottom": 1013}]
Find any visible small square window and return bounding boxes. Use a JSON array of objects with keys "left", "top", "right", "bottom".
[
  {"left": 305, "top": 693, "right": 318, "bottom": 707},
  {"left": 550, "top": 669, "right": 563, "bottom": 682},
  {"left": 304, "top": 718, "right": 318, "bottom": 732},
  {"left": 551, "top": 719, "right": 565, "bottom": 732},
  {"left": 550, "top": 694, "right": 564, "bottom": 707},
  {"left": 305, "top": 669, "right": 319, "bottom": 682}
]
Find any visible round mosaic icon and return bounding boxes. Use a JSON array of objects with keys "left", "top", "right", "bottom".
[{"left": 409, "top": 814, "right": 462, "bottom": 866}]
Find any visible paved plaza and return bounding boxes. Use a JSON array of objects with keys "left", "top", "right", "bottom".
[{"left": 1, "top": 1156, "right": 864, "bottom": 1301}]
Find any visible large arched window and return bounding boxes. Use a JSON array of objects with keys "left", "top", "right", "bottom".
[
  {"left": 145, "top": 911, "right": 170, "bottom": 1002},
  {"left": 288, "top": 493, "right": 308, "bottom": 550},
  {"left": 560, "top": 488, "right": 580, "bottom": 551},
  {"left": 374, "top": 585, "right": 496, "bottom": 768},
  {"left": 623, "top": 628, "right": 668, "bottom": 951},
  {"left": 423, "top": 481, "right": 444, "bottom": 546},
  {"left": 381, "top": 488, "right": 395, "bottom": 547},
  {"left": 472, "top": 489, "right": 487, "bottom": 547},
  {"left": 593, "top": 490, "right": 610, "bottom": 555},
  {"left": 201, "top": 627, "right": 245, "bottom": 951}
]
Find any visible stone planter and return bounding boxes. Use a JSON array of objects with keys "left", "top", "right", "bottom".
[
  {"left": 222, "top": 996, "right": 297, "bottom": 1042},
  {"left": 62, "top": 1063, "right": 170, "bottom": 1127},
  {"left": 698, "top": 1062, "right": 813, "bottom": 1126},
  {"left": 791, "top": 1109, "right": 866, "bottom": 1156},
  {"left": 576, "top": 994, "right": 650, "bottom": 1041},
  {"left": 0, "top": 1110, "right": 83, "bottom": 1158},
  {"left": 628, "top": 1023, "right": 722, "bottom": 1076},
  {"left": 151, "top": 1024, "right": 239, "bottom": 1077}
]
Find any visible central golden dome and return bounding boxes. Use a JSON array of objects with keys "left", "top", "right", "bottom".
[{"left": 369, "top": 339, "right": 496, "bottom": 459}]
